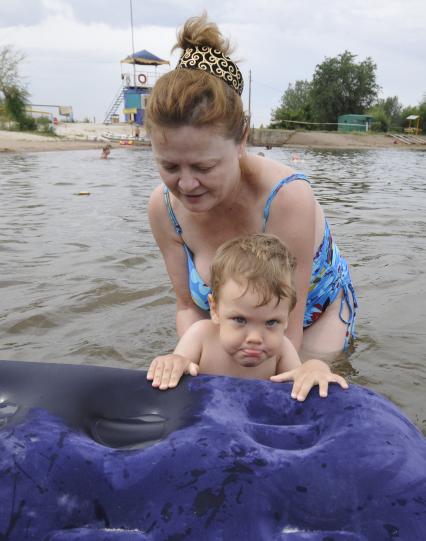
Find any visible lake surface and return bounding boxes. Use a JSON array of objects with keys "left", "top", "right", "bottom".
[{"left": 0, "top": 145, "right": 425, "bottom": 434}]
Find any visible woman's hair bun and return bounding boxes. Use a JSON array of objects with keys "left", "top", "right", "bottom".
[{"left": 173, "top": 12, "right": 233, "bottom": 56}]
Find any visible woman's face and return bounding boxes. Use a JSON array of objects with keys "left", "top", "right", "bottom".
[{"left": 150, "top": 124, "right": 245, "bottom": 213}]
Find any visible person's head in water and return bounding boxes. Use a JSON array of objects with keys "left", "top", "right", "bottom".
[{"left": 101, "top": 144, "right": 111, "bottom": 159}]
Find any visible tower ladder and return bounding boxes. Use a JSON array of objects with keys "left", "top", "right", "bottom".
[{"left": 103, "top": 87, "right": 124, "bottom": 124}]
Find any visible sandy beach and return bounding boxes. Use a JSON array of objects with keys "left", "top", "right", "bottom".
[
  {"left": 0, "top": 122, "right": 425, "bottom": 153},
  {"left": 0, "top": 123, "right": 138, "bottom": 153},
  {"left": 282, "top": 130, "right": 420, "bottom": 148}
]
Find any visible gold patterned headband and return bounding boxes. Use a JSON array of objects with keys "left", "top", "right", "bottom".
[{"left": 176, "top": 46, "right": 244, "bottom": 96}]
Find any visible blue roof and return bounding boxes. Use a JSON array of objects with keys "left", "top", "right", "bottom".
[{"left": 121, "top": 49, "right": 169, "bottom": 66}]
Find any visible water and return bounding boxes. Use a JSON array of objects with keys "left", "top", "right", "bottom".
[{"left": 0, "top": 146, "right": 425, "bottom": 433}]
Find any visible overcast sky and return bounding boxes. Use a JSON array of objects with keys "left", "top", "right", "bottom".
[{"left": 0, "top": 0, "right": 424, "bottom": 126}]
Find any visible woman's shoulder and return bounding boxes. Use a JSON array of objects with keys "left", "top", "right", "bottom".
[
  {"left": 148, "top": 184, "right": 171, "bottom": 222},
  {"left": 253, "top": 155, "right": 312, "bottom": 200},
  {"left": 148, "top": 183, "right": 164, "bottom": 207},
  {"left": 243, "top": 153, "right": 296, "bottom": 192},
  {"left": 148, "top": 184, "right": 178, "bottom": 242}
]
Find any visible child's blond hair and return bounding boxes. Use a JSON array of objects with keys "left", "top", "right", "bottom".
[{"left": 210, "top": 234, "right": 297, "bottom": 310}]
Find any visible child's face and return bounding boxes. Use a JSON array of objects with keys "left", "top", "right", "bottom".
[{"left": 209, "top": 279, "right": 290, "bottom": 368}]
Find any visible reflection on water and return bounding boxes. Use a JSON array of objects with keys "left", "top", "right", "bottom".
[{"left": 0, "top": 146, "right": 425, "bottom": 433}]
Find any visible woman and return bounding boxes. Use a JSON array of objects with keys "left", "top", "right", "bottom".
[{"left": 145, "top": 13, "right": 357, "bottom": 360}]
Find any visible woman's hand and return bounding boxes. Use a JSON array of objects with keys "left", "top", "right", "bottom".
[
  {"left": 270, "top": 358, "right": 348, "bottom": 401},
  {"left": 147, "top": 354, "right": 199, "bottom": 390}
]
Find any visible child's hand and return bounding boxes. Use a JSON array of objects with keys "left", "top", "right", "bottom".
[
  {"left": 147, "top": 354, "right": 199, "bottom": 390},
  {"left": 270, "top": 358, "right": 348, "bottom": 402}
]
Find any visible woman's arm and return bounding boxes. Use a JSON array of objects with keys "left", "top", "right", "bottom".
[
  {"left": 175, "top": 307, "right": 207, "bottom": 337},
  {"left": 264, "top": 180, "right": 317, "bottom": 352},
  {"left": 148, "top": 186, "right": 208, "bottom": 336}
]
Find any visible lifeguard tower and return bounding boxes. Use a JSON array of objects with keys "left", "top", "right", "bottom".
[{"left": 103, "top": 50, "right": 169, "bottom": 125}]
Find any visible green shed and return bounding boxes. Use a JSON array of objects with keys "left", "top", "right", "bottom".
[{"left": 338, "top": 114, "right": 373, "bottom": 132}]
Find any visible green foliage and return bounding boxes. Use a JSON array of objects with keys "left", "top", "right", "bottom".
[
  {"left": 3, "top": 85, "right": 26, "bottom": 120},
  {"left": 368, "top": 96, "right": 403, "bottom": 132},
  {"left": 271, "top": 51, "right": 380, "bottom": 130},
  {"left": 370, "top": 109, "right": 389, "bottom": 132},
  {"left": 0, "top": 45, "right": 25, "bottom": 92},
  {"left": 417, "top": 94, "right": 426, "bottom": 132},
  {"left": 310, "top": 51, "right": 380, "bottom": 127},
  {"left": 367, "top": 93, "right": 424, "bottom": 133},
  {"left": 3, "top": 85, "right": 36, "bottom": 130},
  {"left": 0, "top": 45, "right": 37, "bottom": 131},
  {"left": 397, "top": 100, "right": 425, "bottom": 133},
  {"left": 400, "top": 105, "right": 418, "bottom": 120},
  {"left": 35, "top": 116, "right": 55, "bottom": 134},
  {"left": 270, "top": 80, "right": 314, "bottom": 129},
  {"left": 380, "top": 96, "right": 403, "bottom": 124}
]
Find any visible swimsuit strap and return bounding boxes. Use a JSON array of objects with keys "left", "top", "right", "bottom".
[
  {"left": 163, "top": 185, "right": 182, "bottom": 235},
  {"left": 340, "top": 281, "right": 359, "bottom": 351},
  {"left": 262, "top": 173, "right": 309, "bottom": 231},
  {"left": 162, "top": 185, "right": 199, "bottom": 266}
]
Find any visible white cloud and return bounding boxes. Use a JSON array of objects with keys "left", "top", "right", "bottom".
[
  {"left": 1, "top": 16, "right": 174, "bottom": 58},
  {"left": 41, "top": 0, "right": 74, "bottom": 19},
  {"left": 0, "top": 0, "right": 425, "bottom": 125}
]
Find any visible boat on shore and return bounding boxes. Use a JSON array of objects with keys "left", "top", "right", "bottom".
[{"left": 101, "top": 131, "right": 151, "bottom": 147}]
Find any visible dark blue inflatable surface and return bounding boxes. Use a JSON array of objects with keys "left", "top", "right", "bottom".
[{"left": 0, "top": 360, "right": 425, "bottom": 540}]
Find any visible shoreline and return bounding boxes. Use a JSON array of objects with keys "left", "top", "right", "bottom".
[
  {"left": 249, "top": 128, "right": 426, "bottom": 150},
  {"left": 0, "top": 122, "right": 135, "bottom": 154},
  {"left": 0, "top": 138, "right": 110, "bottom": 154},
  {"left": 1, "top": 123, "right": 425, "bottom": 153}
]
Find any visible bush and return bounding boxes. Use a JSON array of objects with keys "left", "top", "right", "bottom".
[
  {"left": 18, "top": 115, "right": 36, "bottom": 131},
  {"left": 370, "top": 110, "right": 389, "bottom": 132},
  {"left": 35, "top": 116, "right": 55, "bottom": 134}
]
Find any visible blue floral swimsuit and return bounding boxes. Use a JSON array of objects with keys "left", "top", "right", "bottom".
[{"left": 163, "top": 173, "right": 358, "bottom": 349}]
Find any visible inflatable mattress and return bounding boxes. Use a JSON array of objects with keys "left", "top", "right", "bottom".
[{"left": 0, "top": 359, "right": 425, "bottom": 540}]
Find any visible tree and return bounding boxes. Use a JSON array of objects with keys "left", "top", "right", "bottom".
[
  {"left": 309, "top": 51, "right": 380, "bottom": 127},
  {"left": 380, "top": 96, "right": 403, "bottom": 124},
  {"left": 270, "top": 80, "right": 314, "bottom": 129},
  {"left": 417, "top": 93, "right": 426, "bottom": 132},
  {"left": 368, "top": 96, "right": 403, "bottom": 132},
  {"left": 369, "top": 109, "right": 389, "bottom": 132},
  {"left": 0, "top": 45, "right": 25, "bottom": 92},
  {"left": 3, "top": 85, "right": 35, "bottom": 130},
  {"left": 0, "top": 45, "right": 35, "bottom": 130},
  {"left": 398, "top": 94, "right": 426, "bottom": 134}
]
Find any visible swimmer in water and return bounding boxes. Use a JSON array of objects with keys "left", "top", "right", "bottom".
[{"left": 101, "top": 144, "right": 111, "bottom": 159}]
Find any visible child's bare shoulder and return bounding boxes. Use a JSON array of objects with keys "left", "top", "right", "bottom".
[
  {"left": 275, "top": 335, "right": 302, "bottom": 372},
  {"left": 281, "top": 335, "right": 293, "bottom": 350},
  {"left": 184, "top": 320, "right": 218, "bottom": 350}
]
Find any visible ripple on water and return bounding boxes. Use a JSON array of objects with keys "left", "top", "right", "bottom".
[{"left": 7, "top": 313, "right": 59, "bottom": 334}]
